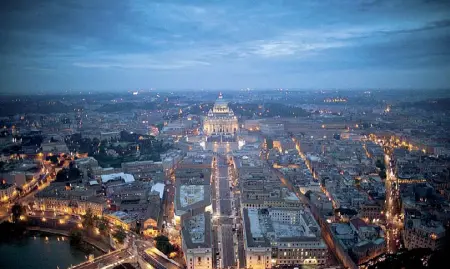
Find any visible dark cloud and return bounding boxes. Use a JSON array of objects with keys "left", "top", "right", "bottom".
[{"left": 0, "top": 0, "right": 449, "bottom": 92}]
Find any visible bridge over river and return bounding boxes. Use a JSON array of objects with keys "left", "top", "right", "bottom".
[{"left": 69, "top": 234, "right": 183, "bottom": 269}]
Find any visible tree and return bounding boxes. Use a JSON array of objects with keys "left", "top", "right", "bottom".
[
  {"left": 0, "top": 221, "right": 26, "bottom": 242},
  {"left": 11, "top": 203, "right": 24, "bottom": 223},
  {"left": 113, "top": 226, "right": 127, "bottom": 244},
  {"left": 82, "top": 208, "right": 95, "bottom": 229},
  {"left": 96, "top": 218, "right": 108, "bottom": 234},
  {"left": 46, "top": 155, "right": 59, "bottom": 164},
  {"left": 99, "top": 139, "right": 108, "bottom": 154},
  {"left": 304, "top": 190, "right": 313, "bottom": 200},
  {"left": 154, "top": 235, "right": 174, "bottom": 255},
  {"left": 156, "top": 123, "right": 164, "bottom": 131},
  {"left": 375, "top": 159, "right": 385, "bottom": 170},
  {"left": 55, "top": 167, "right": 81, "bottom": 182},
  {"left": 69, "top": 229, "right": 83, "bottom": 245}
]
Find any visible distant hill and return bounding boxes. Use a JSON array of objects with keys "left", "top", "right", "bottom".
[
  {"left": 96, "top": 102, "right": 159, "bottom": 112},
  {"left": 0, "top": 100, "right": 75, "bottom": 116}
]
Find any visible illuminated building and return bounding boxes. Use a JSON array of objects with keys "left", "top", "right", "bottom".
[
  {"left": 181, "top": 211, "right": 213, "bottom": 269},
  {"left": 34, "top": 185, "right": 106, "bottom": 217},
  {"left": 35, "top": 196, "right": 106, "bottom": 217},
  {"left": 403, "top": 209, "right": 445, "bottom": 251},
  {"left": 0, "top": 181, "right": 16, "bottom": 203},
  {"left": 203, "top": 93, "right": 238, "bottom": 135},
  {"left": 121, "top": 160, "right": 164, "bottom": 180},
  {"left": 104, "top": 211, "right": 135, "bottom": 231},
  {"left": 242, "top": 207, "right": 327, "bottom": 267},
  {"left": 174, "top": 172, "right": 212, "bottom": 226},
  {"left": 203, "top": 93, "right": 244, "bottom": 153}
]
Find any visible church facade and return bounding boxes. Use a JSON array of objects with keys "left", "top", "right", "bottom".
[
  {"left": 203, "top": 93, "right": 242, "bottom": 153},
  {"left": 203, "top": 93, "right": 238, "bottom": 135}
]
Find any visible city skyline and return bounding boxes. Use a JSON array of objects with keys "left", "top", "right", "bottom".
[
  {"left": 1, "top": 0, "right": 450, "bottom": 93},
  {"left": 1, "top": 82, "right": 449, "bottom": 269}
]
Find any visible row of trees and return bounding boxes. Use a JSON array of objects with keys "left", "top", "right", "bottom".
[
  {"left": 55, "top": 166, "right": 82, "bottom": 182},
  {"left": 228, "top": 102, "right": 310, "bottom": 118},
  {"left": 65, "top": 131, "right": 171, "bottom": 167},
  {"left": 78, "top": 208, "right": 126, "bottom": 244},
  {"left": 81, "top": 209, "right": 175, "bottom": 253},
  {"left": 0, "top": 203, "right": 27, "bottom": 242},
  {"left": 154, "top": 235, "right": 179, "bottom": 255},
  {"left": 3, "top": 203, "right": 126, "bottom": 248},
  {"left": 8, "top": 203, "right": 177, "bottom": 256}
]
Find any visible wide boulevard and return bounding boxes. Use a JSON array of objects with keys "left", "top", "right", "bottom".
[{"left": 214, "top": 155, "right": 236, "bottom": 269}]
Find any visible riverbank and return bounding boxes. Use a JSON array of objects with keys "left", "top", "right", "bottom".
[{"left": 27, "top": 226, "right": 111, "bottom": 253}]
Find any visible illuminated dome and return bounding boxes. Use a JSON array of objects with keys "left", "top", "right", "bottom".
[
  {"left": 212, "top": 92, "right": 232, "bottom": 114},
  {"left": 213, "top": 92, "right": 229, "bottom": 111}
]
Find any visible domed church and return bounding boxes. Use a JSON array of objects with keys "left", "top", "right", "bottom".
[{"left": 203, "top": 93, "right": 239, "bottom": 135}]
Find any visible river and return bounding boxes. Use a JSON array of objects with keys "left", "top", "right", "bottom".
[{"left": 0, "top": 232, "right": 103, "bottom": 269}]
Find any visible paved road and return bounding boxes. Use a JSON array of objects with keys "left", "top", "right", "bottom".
[
  {"left": 163, "top": 183, "right": 175, "bottom": 225},
  {"left": 134, "top": 238, "right": 182, "bottom": 269},
  {"left": 384, "top": 152, "right": 402, "bottom": 253},
  {"left": 140, "top": 250, "right": 180, "bottom": 269},
  {"left": 70, "top": 233, "right": 183, "bottom": 269},
  {"left": 71, "top": 249, "right": 131, "bottom": 269},
  {"left": 216, "top": 157, "right": 235, "bottom": 268},
  {"left": 218, "top": 166, "right": 232, "bottom": 216},
  {"left": 233, "top": 193, "right": 245, "bottom": 268}
]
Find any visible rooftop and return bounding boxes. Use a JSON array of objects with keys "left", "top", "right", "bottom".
[
  {"left": 285, "top": 191, "right": 300, "bottom": 201},
  {"left": 187, "top": 213, "right": 205, "bottom": 243},
  {"left": 180, "top": 155, "right": 212, "bottom": 166},
  {"left": 180, "top": 185, "right": 205, "bottom": 208},
  {"left": 243, "top": 207, "right": 324, "bottom": 248},
  {"left": 151, "top": 182, "right": 165, "bottom": 199},
  {"left": 107, "top": 211, "right": 135, "bottom": 224},
  {"left": 74, "top": 157, "right": 98, "bottom": 165},
  {"left": 181, "top": 211, "right": 212, "bottom": 249},
  {"left": 175, "top": 182, "right": 211, "bottom": 216},
  {"left": 101, "top": 173, "right": 135, "bottom": 184}
]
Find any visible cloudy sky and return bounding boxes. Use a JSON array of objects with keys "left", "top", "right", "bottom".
[{"left": 1, "top": 0, "right": 450, "bottom": 93}]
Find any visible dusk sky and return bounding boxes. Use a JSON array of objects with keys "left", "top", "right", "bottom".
[{"left": 1, "top": 0, "right": 450, "bottom": 93}]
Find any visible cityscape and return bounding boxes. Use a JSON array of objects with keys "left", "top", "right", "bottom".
[{"left": 1, "top": 1, "right": 450, "bottom": 269}]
